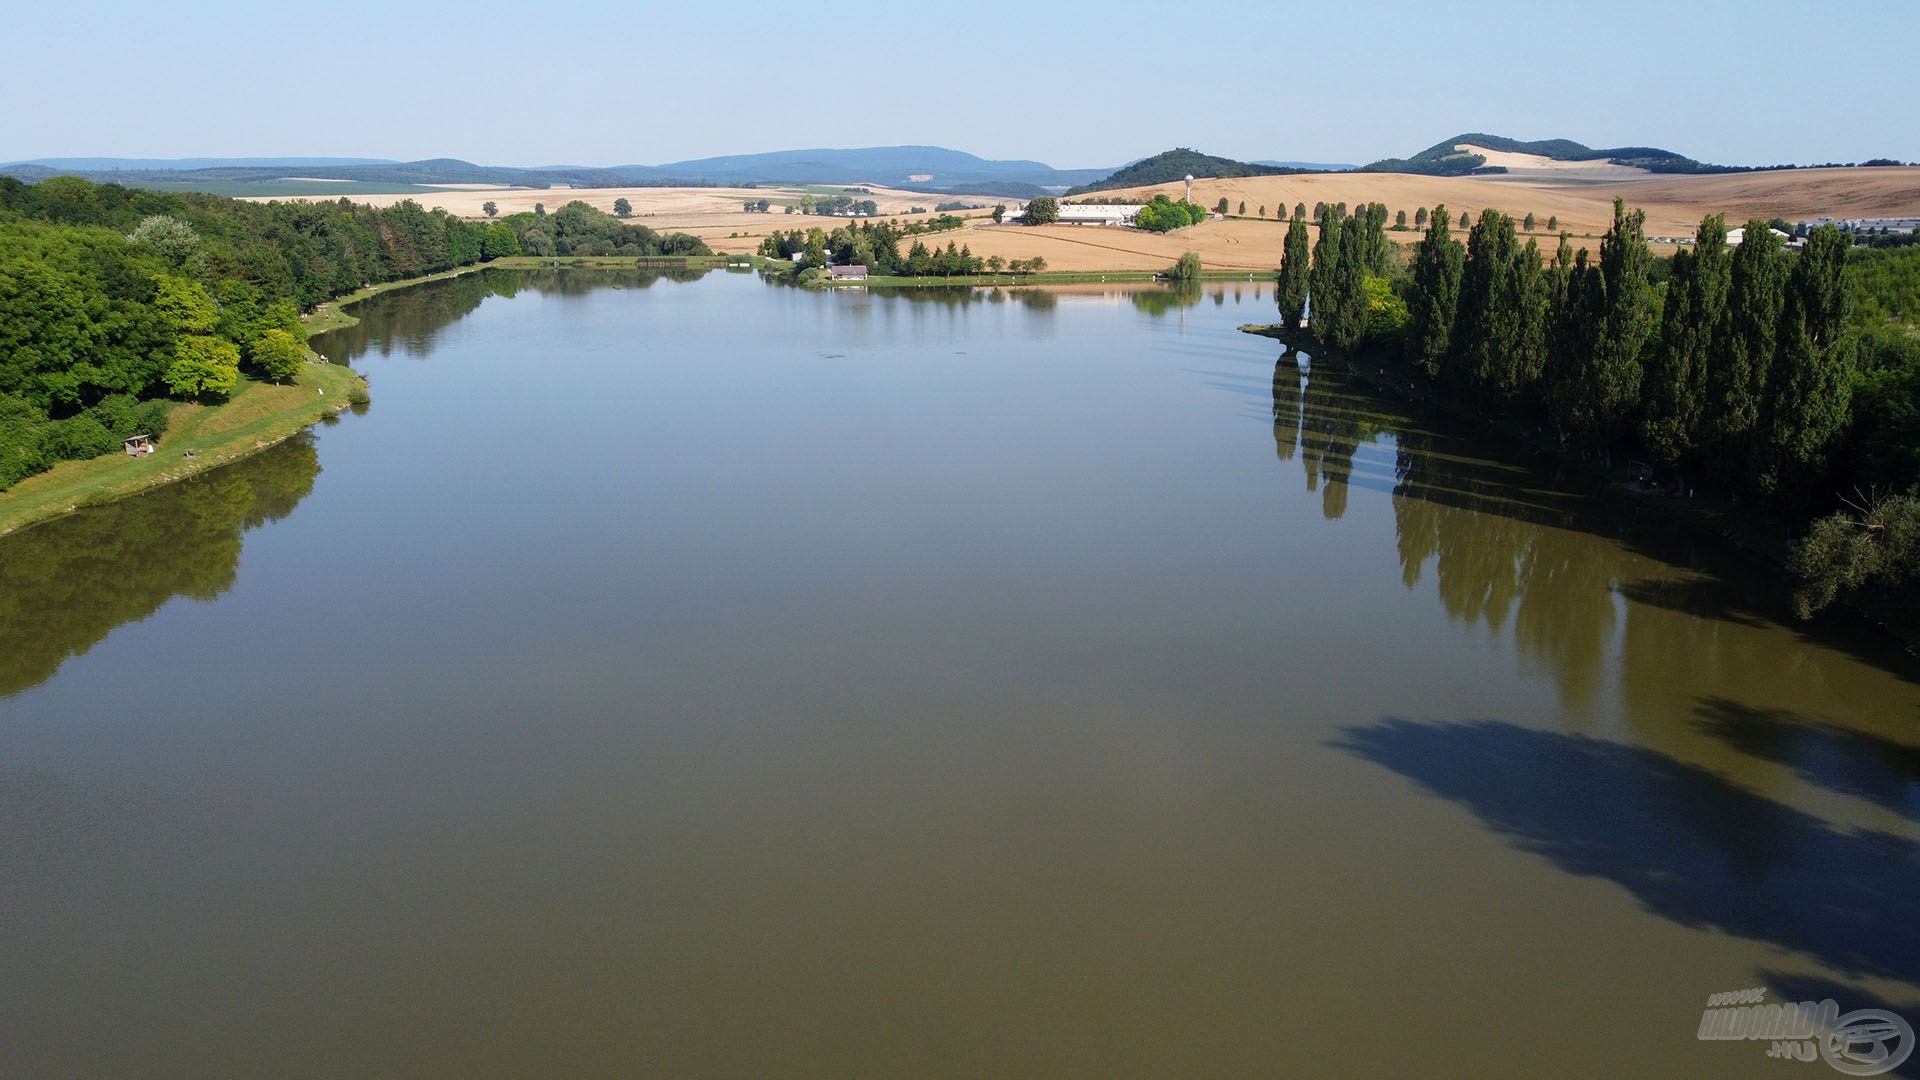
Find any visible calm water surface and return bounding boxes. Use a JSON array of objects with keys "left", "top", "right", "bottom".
[{"left": 3, "top": 270, "right": 1916, "bottom": 1078}]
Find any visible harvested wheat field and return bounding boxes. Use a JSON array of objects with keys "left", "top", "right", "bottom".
[
  {"left": 242, "top": 167, "right": 1919, "bottom": 272},
  {"left": 914, "top": 166, "right": 1920, "bottom": 272}
]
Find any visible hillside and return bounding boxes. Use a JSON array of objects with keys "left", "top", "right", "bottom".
[
  {"left": 1360, "top": 133, "right": 1709, "bottom": 176},
  {"left": 1067, "top": 149, "right": 1315, "bottom": 195}
]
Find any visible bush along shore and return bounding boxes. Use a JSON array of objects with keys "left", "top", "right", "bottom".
[{"left": 1243, "top": 198, "right": 1920, "bottom": 645}]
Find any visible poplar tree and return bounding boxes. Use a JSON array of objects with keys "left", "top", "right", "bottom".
[
  {"left": 1641, "top": 214, "right": 1730, "bottom": 467},
  {"left": 1309, "top": 205, "right": 1345, "bottom": 337},
  {"left": 1705, "top": 221, "right": 1786, "bottom": 482},
  {"left": 1415, "top": 207, "right": 1428, "bottom": 228},
  {"left": 1751, "top": 225, "right": 1855, "bottom": 495},
  {"left": 1405, "top": 204, "right": 1463, "bottom": 377},
  {"left": 1295, "top": 202, "right": 1307, "bottom": 220},
  {"left": 1326, "top": 214, "right": 1370, "bottom": 350},
  {"left": 1456, "top": 210, "right": 1523, "bottom": 394},
  {"left": 1277, "top": 217, "right": 1310, "bottom": 330},
  {"left": 1363, "top": 202, "right": 1394, "bottom": 275},
  {"left": 1585, "top": 198, "right": 1655, "bottom": 446},
  {"left": 1546, "top": 239, "right": 1600, "bottom": 441}
]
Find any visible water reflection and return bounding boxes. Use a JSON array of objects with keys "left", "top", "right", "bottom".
[
  {"left": 1271, "top": 357, "right": 1392, "bottom": 521},
  {"left": 314, "top": 268, "right": 711, "bottom": 364},
  {"left": 0, "top": 437, "right": 321, "bottom": 698},
  {"left": 1128, "top": 280, "right": 1203, "bottom": 316}
]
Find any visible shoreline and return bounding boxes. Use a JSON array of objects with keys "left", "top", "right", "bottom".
[
  {"left": 0, "top": 262, "right": 1270, "bottom": 540},
  {"left": 0, "top": 362, "right": 364, "bottom": 538}
]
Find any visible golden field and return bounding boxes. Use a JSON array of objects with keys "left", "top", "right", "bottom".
[{"left": 243, "top": 166, "right": 1920, "bottom": 273}]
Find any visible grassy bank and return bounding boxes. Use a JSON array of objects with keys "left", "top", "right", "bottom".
[{"left": 0, "top": 362, "right": 364, "bottom": 537}]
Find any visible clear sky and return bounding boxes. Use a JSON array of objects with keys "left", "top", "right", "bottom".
[{"left": 6, "top": 0, "right": 1916, "bottom": 169}]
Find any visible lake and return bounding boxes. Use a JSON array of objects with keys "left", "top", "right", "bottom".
[{"left": 2, "top": 269, "right": 1915, "bottom": 1078}]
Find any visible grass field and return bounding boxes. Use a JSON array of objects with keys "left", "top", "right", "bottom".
[{"left": 0, "top": 362, "right": 364, "bottom": 537}]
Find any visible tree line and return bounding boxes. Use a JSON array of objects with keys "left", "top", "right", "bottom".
[
  {"left": 1275, "top": 195, "right": 1920, "bottom": 618},
  {"left": 757, "top": 218, "right": 1046, "bottom": 277}
]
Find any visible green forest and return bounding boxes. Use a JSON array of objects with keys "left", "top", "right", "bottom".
[
  {"left": 0, "top": 177, "right": 707, "bottom": 491},
  {"left": 1275, "top": 198, "right": 1920, "bottom": 620}
]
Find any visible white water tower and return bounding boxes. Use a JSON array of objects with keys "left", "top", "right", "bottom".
[{"left": 1184, "top": 173, "right": 1195, "bottom": 203}]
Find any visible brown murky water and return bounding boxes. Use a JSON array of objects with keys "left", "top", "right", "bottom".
[{"left": 2, "top": 270, "right": 1914, "bottom": 1078}]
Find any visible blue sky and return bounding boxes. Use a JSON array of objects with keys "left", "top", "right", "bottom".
[{"left": 6, "top": 0, "right": 1916, "bottom": 168}]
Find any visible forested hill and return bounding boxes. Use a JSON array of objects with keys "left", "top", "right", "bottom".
[
  {"left": 1067, "top": 149, "right": 1313, "bottom": 195},
  {"left": 0, "top": 176, "right": 708, "bottom": 491},
  {"left": 1359, "top": 134, "right": 1710, "bottom": 175}
]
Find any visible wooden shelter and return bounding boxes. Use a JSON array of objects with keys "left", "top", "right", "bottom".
[{"left": 124, "top": 434, "right": 156, "bottom": 457}]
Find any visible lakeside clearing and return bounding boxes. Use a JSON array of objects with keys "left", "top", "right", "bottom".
[{"left": 0, "top": 362, "right": 363, "bottom": 537}]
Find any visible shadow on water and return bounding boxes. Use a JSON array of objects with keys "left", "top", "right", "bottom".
[
  {"left": 1333, "top": 718, "right": 1919, "bottom": 985},
  {"left": 1694, "top": 697, "right": 1920, "bottom": 821},
  {"left": 0, "top": 437, "right": 321, "bottom": 699}
]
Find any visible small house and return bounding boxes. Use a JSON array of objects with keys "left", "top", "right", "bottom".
[
  {"left": 828, "top": 264, "right": 869, "bottom": 282},
  {"left": 124, "top": 434, "right": 156, "bottom": 457}
]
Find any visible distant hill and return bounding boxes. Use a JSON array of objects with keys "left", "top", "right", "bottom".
[
  {"left": 1358, "top": 134, "right": 1712, "bottom": 176},
  {"left": 0, "top": 147, "right": 1114, "bottom": 198},
  {"left": 1068, "top": 148, "right": 1316, "bottom": 195},
  {"left": 1252, "top": 159, "right": 1356, "bottom": 172},
  {"left": 627, "top": 146, "right": 1111, "bottom": 193}
]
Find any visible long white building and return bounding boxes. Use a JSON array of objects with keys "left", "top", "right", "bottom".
[{"left": 1003, "top": 202, "right": 1141, "bottom": 225}]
